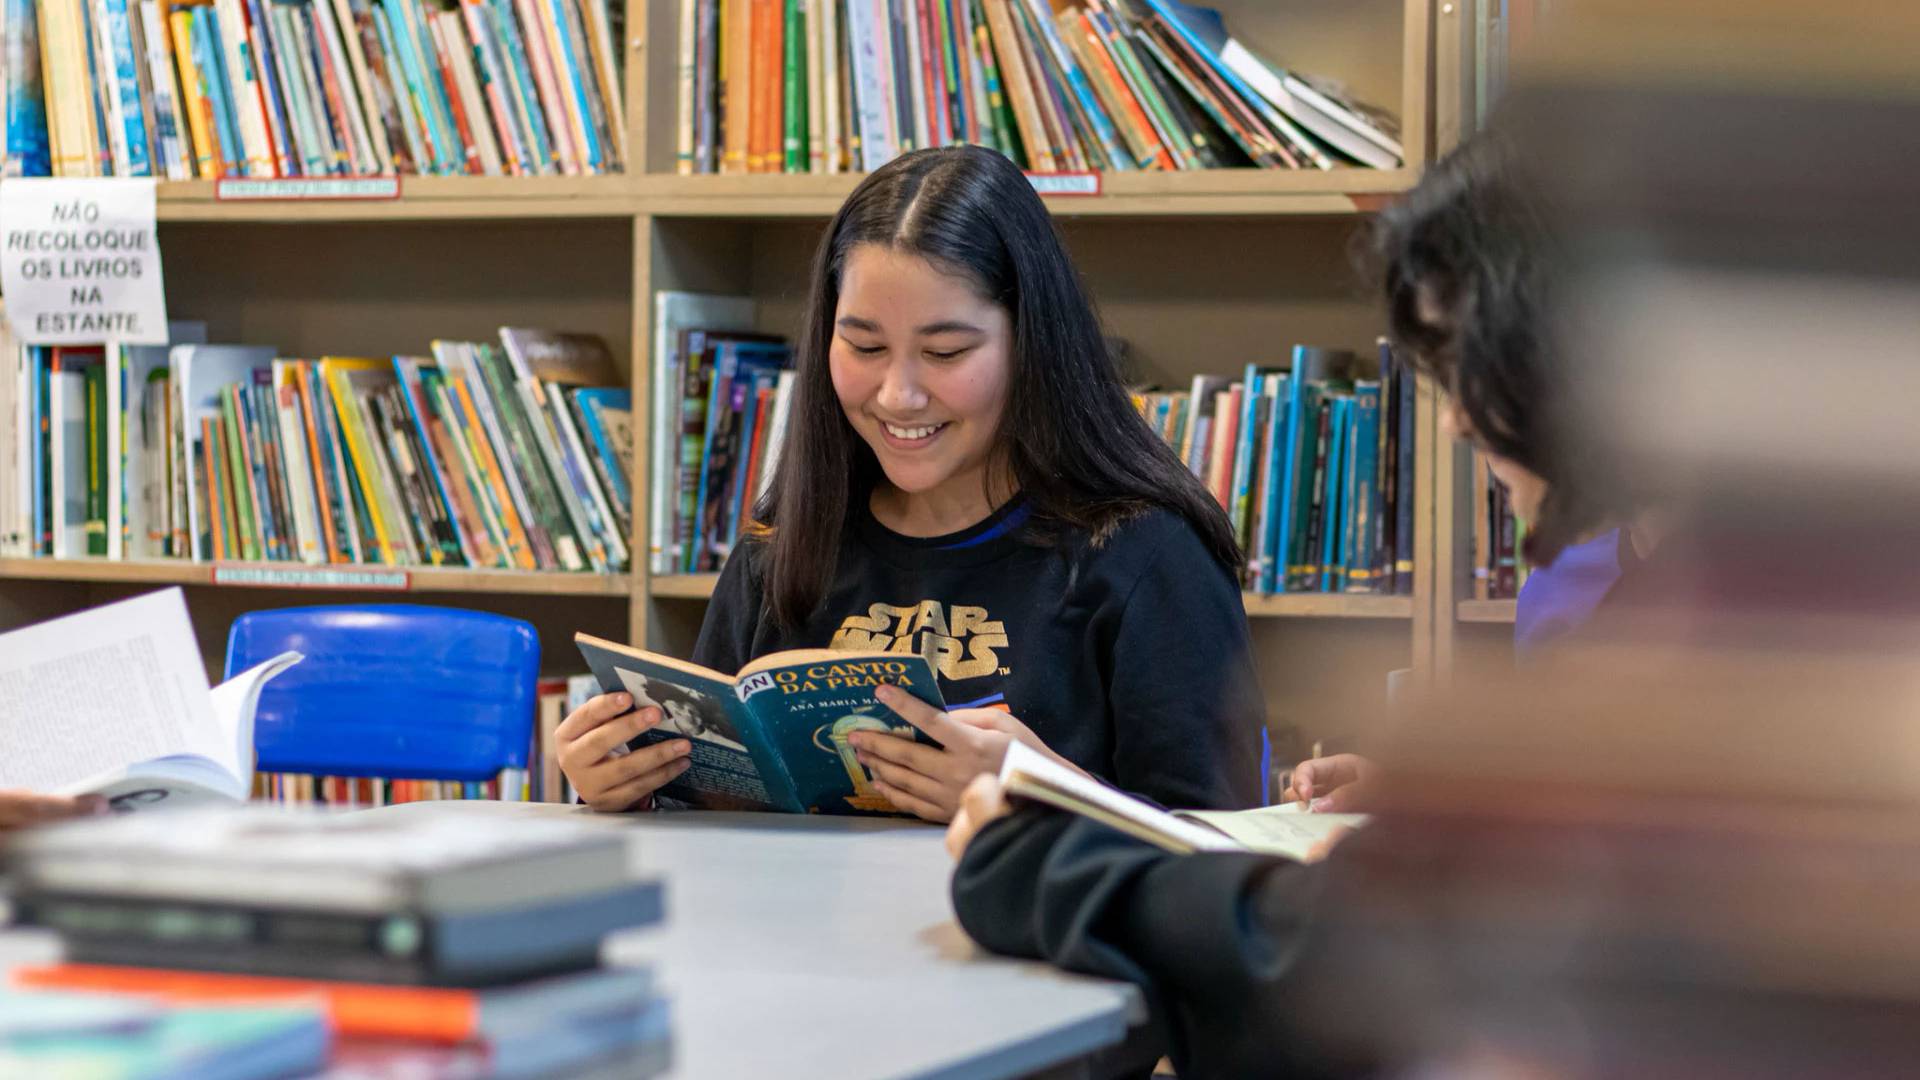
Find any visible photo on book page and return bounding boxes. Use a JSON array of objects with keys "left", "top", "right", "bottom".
[{"left": 614, "top": 669, "right": 749, "bottom": 754}]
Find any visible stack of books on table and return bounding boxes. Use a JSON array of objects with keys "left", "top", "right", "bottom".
[{"left": 1, "top": 807, "right": 671, "bottom": 1078}]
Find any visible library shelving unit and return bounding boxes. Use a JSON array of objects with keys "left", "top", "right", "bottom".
[
  {"left": 1, "top": 0, "right": 1441, "bottom": 758},
  {"left": 630, "top": 0, "right": 1438, "bottom": 761}
]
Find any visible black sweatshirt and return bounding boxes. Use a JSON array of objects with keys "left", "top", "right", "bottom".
[
  {"left": 692, "top": 499, "right": 1263, "bottom": 811},
  {"left": 951, "top": 808, "right": 1403, "bottom": 1079}
]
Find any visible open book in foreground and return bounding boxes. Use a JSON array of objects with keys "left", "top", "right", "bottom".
[
  {"left": 998, "top": 742, "right": 1368, "bottom": 861},
  {"left": 0, "top": 589, "right": 301, "bottom": 810},
  {"left": 574, "top": 634, "right": 944, "bottom": 815}
]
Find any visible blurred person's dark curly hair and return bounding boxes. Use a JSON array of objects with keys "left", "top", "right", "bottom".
[{"left": 1369, "top": 129, "right": 1612, "bottom": 567}]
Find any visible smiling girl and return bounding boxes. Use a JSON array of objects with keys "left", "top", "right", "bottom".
[{"left": 556, "top": 145, "right": 1263, "bottom": 820}]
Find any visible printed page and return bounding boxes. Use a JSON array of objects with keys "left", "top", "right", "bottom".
[
  {"left": 999, "top": 742, "right": 1241, "bottom": 855},
  {"left": 574, "top": 635, "right": 780, "bottom": 811},
  {"left": 206, "top": 652, "right": 305, "bottom": 786},
  {"left": 1175, "top": 805, "right": 1372, "bottom": 862},
  {"left": 0, "top": 589, "right": 220, "bottom": 792}
]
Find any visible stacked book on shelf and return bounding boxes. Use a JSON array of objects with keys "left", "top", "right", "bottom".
[
  {"left": 675, "top": 0, "right": 1403, "bottom": 175},
  {"left": 1135, "top": 341, "right": 1415, "bottom": 597},
  {"left": 1470, "top": 452, "right": 1524, "bottom": 600},
  {"left": 3, "top": 808, "right": 672, "bottom": 1076},
  {"left": 0, "top": 314, "right": 634, "bottom": 574},
  {"left": 647, "top": 291, "right": 791, "bottom": 575},
  {"left": 0, "top": 0, "right": 624, "bottom": 178}
]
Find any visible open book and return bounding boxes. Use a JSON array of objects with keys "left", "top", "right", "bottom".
[
  {"left": 574, "top": 634, "right": 945, "bottom": 815},
  {"left": 998, "top": 742, "right": 1368, "bottom": 861},
  {"left": 0, "top": 589, "right": 301, "bottom": 811}
]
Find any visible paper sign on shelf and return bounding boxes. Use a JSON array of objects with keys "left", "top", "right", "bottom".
[{"left": 0, "top": 178, "right": 168, "bottom": 345}]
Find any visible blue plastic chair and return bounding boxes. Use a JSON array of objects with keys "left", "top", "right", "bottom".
[{"left": 224, "top": 605, "right": 540, "bottom": 781}]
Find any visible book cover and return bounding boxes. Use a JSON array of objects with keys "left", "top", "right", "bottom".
[
  {"left": 0, "top": 993, "right": 327, "bottom": 1080},
  {"left": 484, "top": 0, "right": 554, "bottom": 173},
  {"left": 460, "top": 342, "right": 577, "bottom": 569},
  {"left": 82, "top": 361, "right": 106, "bottom": 554},
  {"left": 549, "top": 0, "right": 606, "bottom": 172},
  {"left": 781, "top": 0, "right": 804, "bottom": 171},
  {"left": 414, "top": 364, "right": 507, "bottom": 567},
  {"left": 241, "top": 0, "right": 297, "bottom": 175},
  {"left": 19, "top": 880, "right": 661, "bottom": 985},
  {"left": 576, "top": 634, "right": 946, "bottom": 815},
  {"left": 1344, "top": 380, "right": 1381, "bottom": 591},
  {"left": 394, "top": 356, "right": 482, "bottom": 563},
  {"left": 1227, "top": 364, "right": 1277, "bottom": 545},
  {"left": 540, "top": 376, "right": 626, "bottom": 568},
  {"left": 570, "top": 386, "right": 632, "bottom": 520},
  {"left": 17, "top": 963, "right": 657, "bottom": 1041},
  {"left": 491, "top": 330, "right": 618, "bottom": 572},
  {"left": 1249, "top": 374, "right": 1288, "bottom": 593},
  {"left": 1316, "top": 394, "right": 1349, "bottom": 592},
  {"left": 4, "top": 0, "right": 53, "bottom": 177},
  {"left": 1393, "top": 347, "right": 1415, "bottom": 594},
  {"left": 217, "top": 383, "right": 260, "bottom": 559},
  {"left": 649, "top": 292, "right": 755, "bottom": 573}
]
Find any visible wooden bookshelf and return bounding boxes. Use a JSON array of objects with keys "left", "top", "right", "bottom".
[
  {"left": 1457, "top": 599, "right": 1518, "bottom": 624},
  {"left": 0, "top": 0, "right": 1454, "bottom": 756},
  {"left": 0, "top": 559, "right": 631, "bottom": 597},
  {"left": 155, "top": 177, "right": 637, "bottom": 223},
  {"left": 634, "top": 169, "right": 1422, "bottom": 218},
  {"left": 652, "top": 575, "right": 1411, "bottom": 619},
  {"left": 650, "top": 574, "right": 723, "bottom": 599}
]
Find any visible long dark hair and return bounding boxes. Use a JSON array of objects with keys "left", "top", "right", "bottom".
[
  {"left": 1371, "top": 131, "right": 1610, "bottom": 566},
  {"left": 757, "top": 145, "right": 1240, "bottom": 629}
]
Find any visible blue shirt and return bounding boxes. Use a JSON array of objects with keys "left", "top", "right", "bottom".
[{"left": 1514, "top": 528, "right": 1626, "bottom": 658}]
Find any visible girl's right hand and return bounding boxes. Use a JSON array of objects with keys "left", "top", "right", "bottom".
[
  {"left": 1282, "top": 753, "right": 1381, "bottom": 813},
  {"left": 555, "top": 693, "right": 693, "bottom": 812}
]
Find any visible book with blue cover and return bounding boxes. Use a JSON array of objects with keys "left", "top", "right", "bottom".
[
  {"left": 3, "top": 0, "right": 53, "bottom": 177},
  {"left": 575, "top": 633, "right": 946, "bottom": 816},
  {"left": 0, "top": 991, "right": 328, "bottom": 1080}
]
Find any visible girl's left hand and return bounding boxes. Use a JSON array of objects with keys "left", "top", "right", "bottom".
[{"left": 849, "top": 684, "right": 1084, "bottom": 824}]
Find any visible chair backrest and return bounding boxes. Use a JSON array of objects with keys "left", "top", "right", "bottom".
[{"left": 225, "top": 605, "right": 539, "bottom": 781}]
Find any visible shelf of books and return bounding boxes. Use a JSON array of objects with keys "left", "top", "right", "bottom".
[
  {"left": 155, "top": 176, "right": 638, "bottom": 222},
  {"left": 5, "top": 0, "right": 634, "bottom": 184},
  {"left": 633, "top": 168, "right": 1421, "bottom": 218},
  {"left": 641, "top": 0, "right": 1430, "bottom": 186},
  {"left": 0, "top": 557, "right": 630, "bottom": 595}
]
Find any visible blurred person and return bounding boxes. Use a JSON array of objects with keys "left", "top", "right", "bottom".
[
  {"left": 1290, "top": 130, "right": 1662, "bottom": 811},
  {"left": 936, "top": 126, "right": 1735, "bottom": 1076}
]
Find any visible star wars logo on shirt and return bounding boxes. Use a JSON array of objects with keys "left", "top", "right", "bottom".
[{"left": 829, "top": 601, "right": 1009, "bottom": 681}]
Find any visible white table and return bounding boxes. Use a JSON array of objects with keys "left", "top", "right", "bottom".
[{"left": 365, "top": 801, "right": 1141, "bottom": 1080}]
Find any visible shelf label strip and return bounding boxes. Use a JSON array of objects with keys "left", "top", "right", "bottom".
[
  {"left": 212, "top": 566, "right": 411, "bottom": 590},
  {"left": 1025, "top": 172, "right": 1102, "bottom": 197},
  {"left": 214, "top": 178, "right": 403, "bottom": 202}
]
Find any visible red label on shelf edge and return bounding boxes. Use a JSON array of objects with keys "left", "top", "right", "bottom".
[
  {"left": 1024, "top": 172, "right": 1102, "bottom": 197},
  {"left": 212, "top": 565, "right": 411, "bottom": 591},
  {"left": 214, "top": 177, "right": 403, "bottom": 202}
]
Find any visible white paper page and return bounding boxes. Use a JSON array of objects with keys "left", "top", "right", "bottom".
[
  {"left": 998, "top": 741, "right": 1240, "bottom": 855},
  {"left": 207, "top": 651, "right": 304, "bottom": 784},
  {"left": 1176, "top": 805, "right": 1372, "bottom": 862},
  {"left": 0, "top": 588, "right": 219, "bottom": 790}
]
